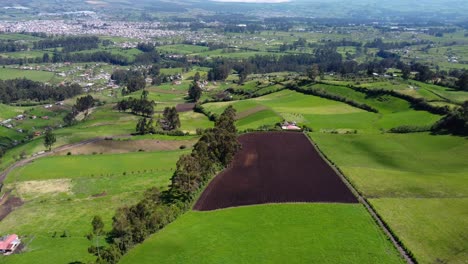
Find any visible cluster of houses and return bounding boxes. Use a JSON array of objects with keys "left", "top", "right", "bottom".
[{"left": 0, "top": 234, "right": 21, "bottom": 255}]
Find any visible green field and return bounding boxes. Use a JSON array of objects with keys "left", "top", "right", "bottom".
[
  {"left": 120, "top": 204, "right": 403, "bottom": 264},
  {"left": 0, "top": 149, "right": 188, "bottom": 264},
  {"left": 0, "top": 103, "right": 26, "bottom": 121},
  {"left": 311, "top": 133, "right": 468, "bottom": 263},
  {"left": 203, "top": 88, "right": 441, "bottom": 133},
  {"left": 371, "top": 198, "right": 468, "bottom": 264},
  {"left": 0, "top": 68, "right": 55, "bottom": 82}
]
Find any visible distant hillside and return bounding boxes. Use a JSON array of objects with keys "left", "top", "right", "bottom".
[{"left": 1, "top": 0, "right": 468, "bottom": 22}]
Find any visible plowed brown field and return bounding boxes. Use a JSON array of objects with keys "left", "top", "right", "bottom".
[{"left": 194, "top": 132, "right": 357, "bottom": 211}]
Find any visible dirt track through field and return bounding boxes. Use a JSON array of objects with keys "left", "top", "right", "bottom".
[{"left": 194, "top": 132, "right": 357, "bottom": 211}]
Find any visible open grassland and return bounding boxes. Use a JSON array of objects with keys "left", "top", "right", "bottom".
[
  {"left": 0, "top": 68, "right": 55, "bottom": 82},
  {"left": 158, "top": 44, "right": 210, "bottom": 54},
  {"left": 0, "top": 149, "right": 187, "bottom": 264},
  {"left": 6, "top": 150, "right": 185, "bottom": 182},
  {"left": 178, "top": 111, "right": 213, "bottom": 133},
  {"left": 0, "top": 103, "right": 26, "bottom": 121},
  {"left": 203, "top": 88, "right": 440, "bottom": 132},
  {"left": 370, "top": 198, "right": 468, "bottom": 264},
  {"left": 120, "top": 204, "right": 403, "bottom": 264},
  {"left": 311, "top": 133, "right": 468, "bottom": 198},
  {"left": 311, "top": 132, "right": 468, "bottom": 263}
]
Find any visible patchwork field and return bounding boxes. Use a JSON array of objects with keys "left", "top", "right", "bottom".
[
  {"left": 120, "top": 204, "right": 403, "bottom": 264},
  {"left": 194, "top": 132, "right": 357, "bottom": 211}
]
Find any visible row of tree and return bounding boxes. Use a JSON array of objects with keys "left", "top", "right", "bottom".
[
  {"left": 135, "top": 106, "right": 181, "bottom": 134},
  {"left": 33, "top": 36, "right": 100, "bottom": 52},
  {"left": 91, "top": 106, "right": 240, "bottom": 263},
  {"left": 0, "top": 40, "right": 27, "bottom": 52},
  {"left": 0, "top": 79, "right": 82, "bottom": 104}
]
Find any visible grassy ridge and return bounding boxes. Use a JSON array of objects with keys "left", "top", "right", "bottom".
[{"left": 120, "top": 204, "right": 403, "bottom": 264}]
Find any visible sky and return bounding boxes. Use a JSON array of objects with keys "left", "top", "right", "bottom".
[{"left": 212, "top": 0, "right": 291, "bottom": 3}]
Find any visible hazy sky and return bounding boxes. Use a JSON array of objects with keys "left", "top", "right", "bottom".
[{"left": 212, "top": 0, "right": 291, "bottom": 3}]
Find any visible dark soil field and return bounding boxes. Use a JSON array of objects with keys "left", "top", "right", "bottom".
[
  {"left": 176, "top": 103, "right": 195, "bottom": 112},
  {"left": 194, "top": 132, "right": 357, "bottom": 211}
]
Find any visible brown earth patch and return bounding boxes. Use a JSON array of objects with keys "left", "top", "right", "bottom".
[
  {"left": 176, "top": 103, "right": 195, "bottom": 112},
  {"left": 0, "top": 194, "right": 23, "bottom": 221},
  {"left": 194, "top": 132, "right": 357, "bottom": 211},
  {"left": 55, "top": 139, "right": 196, "bottom": 155},
  {"left": 235, "top": 106, "right": 268, "bottom": 120},
  {"left": 91, "top": 191, "right": 107, "bottom": 198}
]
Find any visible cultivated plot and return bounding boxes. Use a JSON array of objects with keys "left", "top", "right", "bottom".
[{"left": 194, "top": 132, "right": 357, "bottom": 211}]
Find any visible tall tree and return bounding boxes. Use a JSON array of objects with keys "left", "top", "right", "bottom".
[
  {"left": 162, "top": 107, "right": 180, "bottom": 130},
  {"left": 215, "top": 105, "right": 237, "bottom": 134},
  {"left": 307, "top": 64, "right": 320, "bottom": 81},
  {"left": 456, "top": 72, "right": 468, "bottom": 91},
  {"left": 188, "top": 81, "right": 202, "bottom": 102},
  {"left": 44, "top": 129, "right": 56, "bottom": 151},
  {"left": 193, "top": 72, "right": 201, "bottom": 82},
  {"left": 92, "top": 216, "right": 104, "bottom": 235}
]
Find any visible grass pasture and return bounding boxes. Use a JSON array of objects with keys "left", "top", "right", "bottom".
[
  {"left": 311, "top": 132, "right": 468, "bottom": 263},
  {"left": 0, "top": 149, "right": 188, "bottom": 264},
  {"left": 120, "top": 204, "right": 403, "bottom": 264},
  {"left": 371, "top": 198, "right": 468, "bottom": 264},
  {"left": 0, "top": 68, "right": 55, "bottom": 82}
]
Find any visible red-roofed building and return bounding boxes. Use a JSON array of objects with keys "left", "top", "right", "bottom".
[{"left": 0, "top": 234, "right": 21, "bottom": 255}]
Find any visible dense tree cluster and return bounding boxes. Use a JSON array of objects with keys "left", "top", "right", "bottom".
[
  {"left": 207, "top": 64, "right": 231, "bottom": 81},
  {"left": 456, "top": 72, "right": 468, "bottom": 91},
  {"left": 116, "top": 91, "right": 155, "bottom": 117},
  {"left": 136, "top": 42, "right": 155, "bottom": 52},
  {"left": 364, "top": 38, "right": 431, "bottom": 50},
  {"left": 33, "top": 36, "right": 99, "bottom": 52},
  {"left": 94, "top": 106, "right": 239, "bottom": 263},
  {"left": 0, "top": 79, "right": 82, "bottom": 104},
  {"left": 111, "top": 70, "right": 147, "bottom": 94},
  {"left": 136, "top": 117, "right": 156, "bottom": 135},
  {"left": 188, "top": 81, "right": 202, "bottom": 102},
  {"left": 63, "top": 95, "right": 97, "bottom": 126},
  {"left": 161, "top": 107, "right": 180, "bottom": 131},
  {"left": 432, "top": 101, "right": 468, "bottom": 135},
  {"left": 0, "top": 40, "right": 27, "bottom": 52},
  {"left": 51, "top": 51, "right": 129, "bottom": 65}
]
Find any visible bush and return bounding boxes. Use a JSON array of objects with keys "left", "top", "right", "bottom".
[{"left": 389, "top": 125, "right": 431, "bottom": 133}]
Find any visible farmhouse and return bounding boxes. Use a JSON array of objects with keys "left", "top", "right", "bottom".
[
  {"left": 0, "top": 234, "right": 21, "bottom": 255},
  {"left": 281, "top": 121, "right": 301, "bottom": 131}
]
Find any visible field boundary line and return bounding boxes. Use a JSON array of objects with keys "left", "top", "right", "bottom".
[{"left": 304, "top": 132, "right": 416, "bottom": 264}]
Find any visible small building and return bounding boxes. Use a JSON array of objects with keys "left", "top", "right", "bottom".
[
  {"left": 0, "top": 234, "right": 21, "bottom": 255},
  {"left": 281, "top": 121, "right": 301, "bottom": 131}
]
